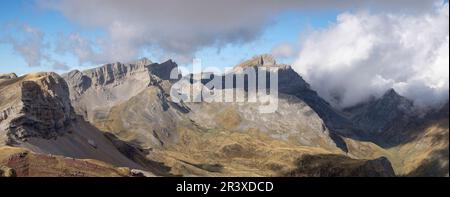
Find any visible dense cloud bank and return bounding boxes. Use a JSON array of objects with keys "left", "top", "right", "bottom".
[{"left": 293, "top": 3, "right": 449, "bottom": 108}]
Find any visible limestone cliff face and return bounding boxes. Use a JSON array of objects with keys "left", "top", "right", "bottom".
[
  {"left": 0, "top": 73, "right": 76, "bottom": 142},
  {"left": 63, "top": 58, "right": 178, "bottom": 122}
]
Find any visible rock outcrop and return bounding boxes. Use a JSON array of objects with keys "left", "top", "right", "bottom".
[
  {"left": 0, "top": 165, "right": 16, "bottom": 177},
  {"left": 0, "top": 73, "right": 17, "bottom": 81},
  {"left": 0, "top": 73, "right": 75, "bottom": 141}
]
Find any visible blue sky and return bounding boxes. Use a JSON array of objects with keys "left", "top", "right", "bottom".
[
  {"left": 0, "top": 0, "right": 340, "bottom": 75},
  {"left": 1, "top": 0, "right": 447, "bottom": 108}
]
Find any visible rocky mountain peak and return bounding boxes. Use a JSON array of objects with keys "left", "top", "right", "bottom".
[
  {"left": 233, "top": 54, "right": 289, "bottom": 72},
  {"left": 384, "top": 88, "right": 399, "bottom": 97},
  {"left": 147, "top": 59, "right": 179, "bottom": 80},
  {"left": 255, "top": 54, "right": 276, "bottom": 66},
  {"left": 382, "top": 89, "right": 403, "bottom": 102},
  {"left": 378, "top": 88, "right": 414, "bottom": 112},
  {"left": 345, "top": 89, "right": 418, "bottom": 146},
  {"left": 131, "top": 57, "right": 153, "bottom": 67}
]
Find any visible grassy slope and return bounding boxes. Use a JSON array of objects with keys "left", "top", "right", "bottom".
[{"left": 345, "top": 118, "right": 449, "bottom": 176}]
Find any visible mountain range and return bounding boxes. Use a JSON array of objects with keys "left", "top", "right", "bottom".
[{"left": 0, "top": 55, "right": 448, "bottom": 177}]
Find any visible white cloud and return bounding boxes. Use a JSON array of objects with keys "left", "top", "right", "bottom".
[
  {"left": 0, "top": 23, "right": 73, "bottom": 71},
  {"left": 271, "top": 43, "right": 296, "bottom": 59},
  {"left": 51, "top": 61, "right": 70, "bottom": 71},
  {"left": 55, "top": 33, "right": 95, "bottom": 64},
  {"left": 293, "top": 2, "right": 449, "bottom": 108},
  {"left": 1, "top": 24, "right": 49, "bottom": 67}
]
